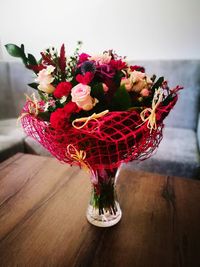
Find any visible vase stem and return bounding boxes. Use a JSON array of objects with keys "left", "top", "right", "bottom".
[{"left": 86, "top": 168, "right": 122, "bottom": 227}]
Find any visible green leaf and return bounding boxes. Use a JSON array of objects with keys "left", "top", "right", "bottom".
[
  {"left": 28, "top": 82, "right": 39, "bottom": 90},
  {"left": 5, "top": 44, "right": 24, "bottom": 58},
  {"left": 113, "top": 85, "right": 132, "bottom": 111},
  {"left": 21, "top": 44, "right": 25, "bottom": 52},
  {"left": 27, "top": 53, "right": 37, "bottom": 65},
  {"left": 114, "top": 70, "right": 125, "bottom": 87},
  {"left": 5, "top": 43, "right": 27, "bottom": 65},
  {"left": 38, "top": 90, "right": 49, "bottom": 101},
  {"left": 152, "top": 76, "right": 164, "bottom": 91},
  {"left": 37, "top": 111, "right": 50, "bottom": 121},
  {"left": 91, "top": 83, "right": 104, "bottom": 101},
  {"left": 162, "top": 94, "right": 175, "bottom": 106}
]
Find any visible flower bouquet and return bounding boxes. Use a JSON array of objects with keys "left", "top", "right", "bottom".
[{"left": 6, "top": 42, "right": 182, "bottom": 227}]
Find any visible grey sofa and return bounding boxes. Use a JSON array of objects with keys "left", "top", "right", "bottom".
[{"left": 0, "top": 60, "right": 199, "bottom": 178}]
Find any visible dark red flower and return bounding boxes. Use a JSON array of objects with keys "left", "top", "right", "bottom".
[
  {"left": 76, "top": 72, "right": 94, "bottom": 85},
  {"left": 40, "top": 52, "right": 55, "bottom": 66},
  {"left": 53, "top": 82, "right": 72, "bottom": 98},
  {"left": 110, "top": 59, "right": 127, "bottom": 70},
  {"left": 27, "top": 64, "right": 45, "bottom": 73},
  {"left": 170, "top": 85, "right": 184, "bottom": 94},
  {"left": 59, "top": 44, "right": 66, "bottom": 74},
  {"left": 130, "top": 65, "right": 145, "bottom": 73},
  {"left": 96, "top": 64, "right": 115, "bottom": 79}
]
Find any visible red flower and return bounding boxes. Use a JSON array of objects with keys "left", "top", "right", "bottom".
[
  {"left": 78, "top": 53, "right": 90, "bottom": 64},
  {"left": 130, "top": 65, "right": 145, "bottom": 73},
  {"left": 50, "top": 107, "right": 68, "bottom": 130},
  {"left": 110, "top": 59, "right": 127, "bottom": 70},
  {"left": 63, "top": 101, "right": 80, "bottom": 114},
  {"left": 76, "top": 72, "right": 94, "bottom": 85},
  {"left": 50, "top": 102, "right": 79, "bottom": 130},
  {"left": 53, "top": 82, "right": 72, "bottom": 98}
]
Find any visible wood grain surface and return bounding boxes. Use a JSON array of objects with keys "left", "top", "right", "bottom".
[{"left": 0, "top": 153, "right": 200, "bottom": 267}]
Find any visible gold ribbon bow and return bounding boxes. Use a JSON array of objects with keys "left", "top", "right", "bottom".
[
  {"left": 72, "top": 110, "right": 109, "bottom": 130},
  {"left": 139, "top": 88, "right": 163, "bottom": 132},
  {"left": 18, "top": 93, "right": 39, "bottom": 122},
  {"left": 66, "top": 144, "right": 92, "bottom": 173}
]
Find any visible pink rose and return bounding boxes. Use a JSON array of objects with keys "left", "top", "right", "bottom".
[{"left": 71, "top": 84, "right": 95, "bottom": 111}]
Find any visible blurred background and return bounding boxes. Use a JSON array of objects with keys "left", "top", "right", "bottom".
[{"left": 0, "top": 0, "right": 200, "bottom": 60}]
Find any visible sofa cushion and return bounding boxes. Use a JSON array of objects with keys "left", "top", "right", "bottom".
[
  {"left": 132, "top": 60, "right": 200, "bottom": 130},
  {"left": 0, "top": 61, "right": 34, "bottom": 119},
  {"left": 0, "top": 118, "right": 25, "bottom": 137},
  {"left": 9, "top": 61, "right": 35, "bottom": 116},
  {"left": 123, "top": 127, "right": 200, "bottom": 178},
  {"left": 0, "top": 62, "right": 14, "bottom": 119},
  {"left": 0, "top": 118, "right": 25, "bottom": 162}
]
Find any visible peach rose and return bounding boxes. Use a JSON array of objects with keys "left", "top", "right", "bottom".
[
  {"left": 131, "top": 79, "right": 147, "bottom": 92},
  {"left": 129, "top": 70, "right": 146, "bottom": 84},
  {"left": 120, "top": 77, "right": 132, "bottom": 91},
  {"left": 129, "top": 71, "right": 153, "bottom": 93},
  {"left": 36, "top": 65, "right": 55, "bottom": 94},
  {"left": 140, "top": 88, "right": 150, "bottom": 97},
  {"left": 71, "top": 83, "right": 98, "bottom": 111}
]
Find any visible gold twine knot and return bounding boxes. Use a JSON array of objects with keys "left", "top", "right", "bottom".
[
  {"left": 139, "top": 88, "right": 163, "bottom": 132},
  {"left": 66, "top": 144, "right": 92, "bottom": 173},
  {"left": 17, "top": 93, "right": 40, "bottom": 123},
  {"left": 72, "top": 110, "right": 109, "bottom": 130}
]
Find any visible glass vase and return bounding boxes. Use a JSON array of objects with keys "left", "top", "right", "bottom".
[{"left": 86, "top": 168, "right": 122, "bottom": 227}]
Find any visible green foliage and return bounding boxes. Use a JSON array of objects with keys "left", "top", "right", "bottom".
[
  {"left": 27, "top": 53, "right": 37, "bottom": 65},
  {"left": 91, "top": 83, "right": 104, "bottom": 101},
  {"left": 5, "top": 44, "right": 27, "bottom": 64},
  {"left": 28, "top": 83, "right": 38, "bottom": 90},
  {"left": 149, "top": 76, "right": 164, "bottom": 102},
  {"left": 152, "top": 77, "right": 164, "bottom": 92},
  {"left": 37, "top": 111, "right": 50, "bottom": 121},
  {"left": 114, "top": 70, "right": 125, "bottom": 87},
  {"left": 162, "top": 94, "right": 175, "bottom": 106},
  {"left": 37, "top": 90, "right": 48, "bottom": 101},
  {"left": 5, "top": 44, "right": 24, "bottom": 58},
  {"left": 113, "top": 85, "right": 132, "bottom": 111},
  {"left": 5, "top": 43, "right": 38, "bottom": 70}
]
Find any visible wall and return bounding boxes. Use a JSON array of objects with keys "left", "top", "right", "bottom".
[{"left": 0, "top": 0, "right": 200, "bottom": 61}]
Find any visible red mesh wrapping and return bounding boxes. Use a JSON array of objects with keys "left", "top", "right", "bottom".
[{"left": 21, "top": 94, "right": 177, "bottom": 171}]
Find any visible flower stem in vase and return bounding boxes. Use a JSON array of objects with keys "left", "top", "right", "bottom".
[{"left": 86, "top": 168, "right": 122, "bottom": 227}]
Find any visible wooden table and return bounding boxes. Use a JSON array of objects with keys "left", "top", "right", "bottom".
[{"left": 0, "top": 153, "right": 200, "bottom": 267}]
